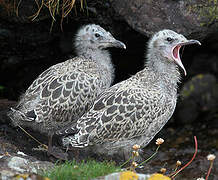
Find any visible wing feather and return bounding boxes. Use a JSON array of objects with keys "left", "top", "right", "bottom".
[
  {"left": 19, "top": 57, "right": 107, "bottom": 123},
  {"left": 65, "top": 77, "right": 174, "bottom": 146}
]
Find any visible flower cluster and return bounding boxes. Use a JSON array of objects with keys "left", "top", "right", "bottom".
[
  {"left": 207, "top": 154, "right": 216, "bottom": 161},
  {"left": 130, "top": 144, "right": 141, "bottom": 171},
  {"left": 156, "top": 138, "right": 164, "bottom": 145}
]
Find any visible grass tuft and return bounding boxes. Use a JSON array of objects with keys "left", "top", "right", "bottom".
[
  {"left": 30, "top": 0, "right": 86, "bottom": 20},
  {"left": 43, "top": 160, "right": 120, "bottom": 180},
  {"left": 29, "top": 0, "right": 87, "bottom": 31},
  {"left": 0, "top": 0, "right": 87, "bottom": 31}
]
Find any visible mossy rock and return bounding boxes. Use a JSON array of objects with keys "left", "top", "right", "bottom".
[
  {"left": 180, "top": 74, "right": 216, "bottom": 99},
  {"left": 177, "top": 74, "right": 218, "bottom": 124}
]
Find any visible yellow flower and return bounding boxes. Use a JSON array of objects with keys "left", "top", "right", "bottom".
[
  {"left": 120, "top": 171, "right": 138, "bottom": 180},
  {"left": 156, "top": 138, "right": 164, "bottom": 145},
  {"left": 148, "top": 173, "right": 171, "bottom": 180}
]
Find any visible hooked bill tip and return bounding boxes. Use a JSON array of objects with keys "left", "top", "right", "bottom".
[
  {"left": 118, "top": 41, "right": 126, "bottom": 49},
  {"left": 178, "top": 39, "right": 201, "bottom": 46},
  {"left": 111, "top": 40, "right": 126, "bottom": 49},
  {"left": 190, "top": 39, "right": 201, "bottom": 45},
  {"left": 187, "top": 39, "right": 201, "bottom": 46}
]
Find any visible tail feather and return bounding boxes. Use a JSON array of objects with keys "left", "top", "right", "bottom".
[{"left": 7, "top": 108, "right": 34, "bottom": 126}]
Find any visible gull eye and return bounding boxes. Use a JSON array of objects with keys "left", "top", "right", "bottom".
[
  {"left": 166, "top": 37, "right": 173, "bottom": 42},
  {"left": 95, "top": 33, "right": 100, "bottom": 38}
]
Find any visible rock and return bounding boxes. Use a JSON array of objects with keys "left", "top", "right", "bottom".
[
  {"left": 176, "top": 99, "right": 198, "bottom": 125},
  {"left": 0, "top": 153, "right": 53, "bottom": 180},
  {"left": 190, "top": 53, "right": 218, "bottom": 77},
  {"left": 176, "top": 74, "right": 218, "bottom": 124},
  {"left": 111, "top": 0, "right": 218, "bottom": 40},
  {"left": 0, "top": 99, "right": 16, "bottom": 124},
  {"left": 0, "top": 121, "right": 54, "bottom": 180},
  {"left": 8, "top": 156, "right": 29, "bottom": 173}
]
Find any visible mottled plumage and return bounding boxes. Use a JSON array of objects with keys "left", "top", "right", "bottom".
[
  {"left": 59, "top": 29, "right": 200, "bottom": 157},
  {"left": 8, "top": 24, "right": 126, "bottom": 159}
]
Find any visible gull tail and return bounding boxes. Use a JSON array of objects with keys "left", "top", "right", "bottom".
[{"left": 7, "top": 108, "right": 33, "bottom": 126}]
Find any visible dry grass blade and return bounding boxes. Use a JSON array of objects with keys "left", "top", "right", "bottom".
[
  {"left": 29, "top": 0, "right": 44, "bottom": 21},
  {"left": 15, "top": 0, "right": 22, "bottom": 16},
  {"left": 62, "top": 0, "right": 75, "bottom": 18},
  {"left": 28, "top": 0, "right": 84, "bottom": 21},
  {"left": 17, "top": 125, "right": 48, "bottom": 150},
  {"left": 8, "top": 0, "right": 85, "bottom": 31},
  {"left": 47, "top": 0, "right": 58, "bottom": 21}
]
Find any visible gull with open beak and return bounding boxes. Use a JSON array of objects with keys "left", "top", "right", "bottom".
[
  {"left": 58, "top": 29, "right": 201, "bottom": 159},
  {"left": 151, "top": 31, "right": 201, "bottom": 76}
]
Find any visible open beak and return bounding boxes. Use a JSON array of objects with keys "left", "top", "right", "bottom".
[{"left": 172, "top": 40, "right": 201, "bottom": 76}]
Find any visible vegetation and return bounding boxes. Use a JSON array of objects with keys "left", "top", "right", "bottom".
[
  {"left": 43, "top": 160, "right": 120, "bottom": 180},
  {"left": 0, "top": 0, "right": 87, "bottom": 30},
  {"left": 188, "top": 0, "right": 218, "bottom": 26},
  {"left": 28, "top": 0, "right": 87, "bottom": 22},
  {"left": 0, "top": 85, "right": 5, "bottom": 97},
  {"left": 0, "top": 85, "right": 5, "bottom": 91},
  {"left": 0, "top": 0, "right": 86, "bottom": 19}
]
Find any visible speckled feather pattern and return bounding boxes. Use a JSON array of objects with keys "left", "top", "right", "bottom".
[
  {"left": 60, "top": 29, "right": 196, "bottom": 156},
  {"left": 11, "top": 57, "right": 111, "bottom": 133},
  {"left": 8, "top": 24, "right": 125, "bottom": 135},
  {"left": 62, "top": 68, "right": 178, "bottom": 153}
]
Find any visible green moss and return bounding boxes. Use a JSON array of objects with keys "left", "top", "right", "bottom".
[
  {"left": 43, "top": 160, "right": 120, "bottom": 180},
  {"left": 0, "top": 85, "right": 5, "bottom": 96},
  {"left": 182, "top": 84, "right": 195, "bottom": 98},
  {"left": 0, "top": 85, "right": 5, "bottom": 90},
  {"left": 196, "top": 74, "right": 203, "bottom": 79},
  {"left": 188, "top": 0, "right": 218, "bottom": 26}
]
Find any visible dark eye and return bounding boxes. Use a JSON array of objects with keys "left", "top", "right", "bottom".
[
  {"left": 95, "top": 33, "right": 100, "bottom": 38},
  {"left": 166, "top": 37, "right": 173, "bottom": 42}
]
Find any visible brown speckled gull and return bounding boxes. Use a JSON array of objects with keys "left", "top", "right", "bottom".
[
  {"left": 59, "top": 29, "right": 200, "bottom": 157},
  {"left": 8, "top": 24, "right": 126, "bottom": 159}
]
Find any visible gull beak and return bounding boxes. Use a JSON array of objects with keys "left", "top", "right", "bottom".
[
  {"left": 179, "top": 40, "right": 201, "bottom": 46},
  {"left": 99, "top": 36, "right": 126, "bottom": 49},
  {"left": 172, "top": 39, "right": 201, "bottom": 76},
  {"left": 111, "top": 40, "right": 126, "bottom": 49}
]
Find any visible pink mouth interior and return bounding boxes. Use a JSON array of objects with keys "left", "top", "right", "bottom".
[
  {"left": 172, "top": 45, "right": 187, "bottom": 76},
  {"left": 173, "top": 45, "right": 181, "bottom": 59}
]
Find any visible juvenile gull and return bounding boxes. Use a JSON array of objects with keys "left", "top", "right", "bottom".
[
  {"left": 59, "top": 29, "right": 200, "bottom": 157},
  {"left": 8, "top": 24, "right": 126, "bottom": 159}
]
